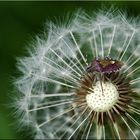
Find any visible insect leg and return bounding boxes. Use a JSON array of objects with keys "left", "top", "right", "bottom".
[{"left": 98, "top": 73, "right": 104, "bottom": 96}]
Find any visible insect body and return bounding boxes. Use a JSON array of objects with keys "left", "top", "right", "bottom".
[{"left": 86, "top": 57, "right": 123, "bottom": 73}]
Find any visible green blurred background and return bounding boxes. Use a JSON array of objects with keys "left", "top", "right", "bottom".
[{"left": 0, "top": 1, "right": 140, "bottom": 139}]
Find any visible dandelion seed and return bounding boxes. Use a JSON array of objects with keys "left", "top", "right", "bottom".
[{"left": 14, "top": 9, "right": 140, "bottom": 139}]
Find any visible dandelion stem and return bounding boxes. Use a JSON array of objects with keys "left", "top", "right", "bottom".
[
  {"left": 58, "top": 48, "right": 84, "bottom": 74},
  {"left": 96, "top": 124, "right": 102, "bottom": 139},
  {"left": 102, "top": 125, "right": 105, "bottom": 140},
  {"left": 86, "top": 112, "right": 96, "bottom": 140},
  {"left": 130, "top": 78, "right": 140, "bottom": 84},
  {"left": 49, "top": 48, "right": 82, "bottom": 77},
  {"left": 98, "top": 25, "right": 104, "bottom": 58},
  {"left": 92, "top": 29, "right": 98, "bottom": 58},
  {"left": 116, "top": 35, "right": 128, "bottom": 60},
  {"left": 32, "top": 73, "right": 76, "bottom": 89},
  {"left": 29, "top": 101, "right": 73, "bottom": 112},
  {"left": 119, "top": 30, "right": 135, "bottom": 61},
  {"left": 70, "top": 31, "right": 88, "bottom": 65},
  {"left": 127, "top": 65, "right": 140, "bottom": 77},
  {"left": 60, "top": 106, "right": 88, "bottom": 138},
  {"left": 126, "top": 113, "right": 140, "bottom": 128},
  {"left": 42, "top": 61, "right": 79, "bottom": 84},
  {"left": 30, "top": 92, "right": 75, "bottom": 98},
  {"left": 38, "top": 103, "right": 86, "bottom": 128},
  {"left": 51, "top": 29, "right": 86, "bottom": 71},
  {"left": 81, "top": 117, "right": 91, "bottom": 139},
  {"left": 89, "top": 39, "right": 95, "bottom": 58},
  {"left": 113, "top": 123, "right": 121, "bottom": 140},
  {"left": 108, "top": 25, "right": 116, "bottom": 57},
  {"left": 53, "top": 113, "right": 78, "bottom": 136},
  {"left": 68, "top": 110, "right": 92, "bottom": 139},
  {"left": 44, "top": 56, "right": 80, "bottom": 80},
  {"left": 60, "top": 37, "right": 86, "bottom": 71},
  {"left": 123, "top": 45, "right": 140, "bottom": 66},
  {"left": 124, "top": 57, "right": 140, "bottom": 73},
  {"left": 37, "top": 97, "right": 76, "bottom": 107},
  {"left": 129, "top": 105, "right": 140, "bottom": 115},
  {"left": 121, "top": 116, "right": 138, "bottom": 140}
]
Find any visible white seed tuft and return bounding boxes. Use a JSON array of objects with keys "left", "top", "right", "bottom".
[{"left": 13, "top": 8, "right": 140, "bottom": 139}]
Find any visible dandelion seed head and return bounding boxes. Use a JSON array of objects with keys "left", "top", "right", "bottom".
[{"left": 14, "top": 8, "right": 140, "bottom": 139}]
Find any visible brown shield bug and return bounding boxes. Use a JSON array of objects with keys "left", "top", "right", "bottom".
[{"left": 86, "top": 57, "right": 123, "bottom": 73}]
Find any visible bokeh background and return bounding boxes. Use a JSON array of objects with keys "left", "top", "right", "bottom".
[{"left": 0, "top": 1, "right": 140, "bottom": 139}]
